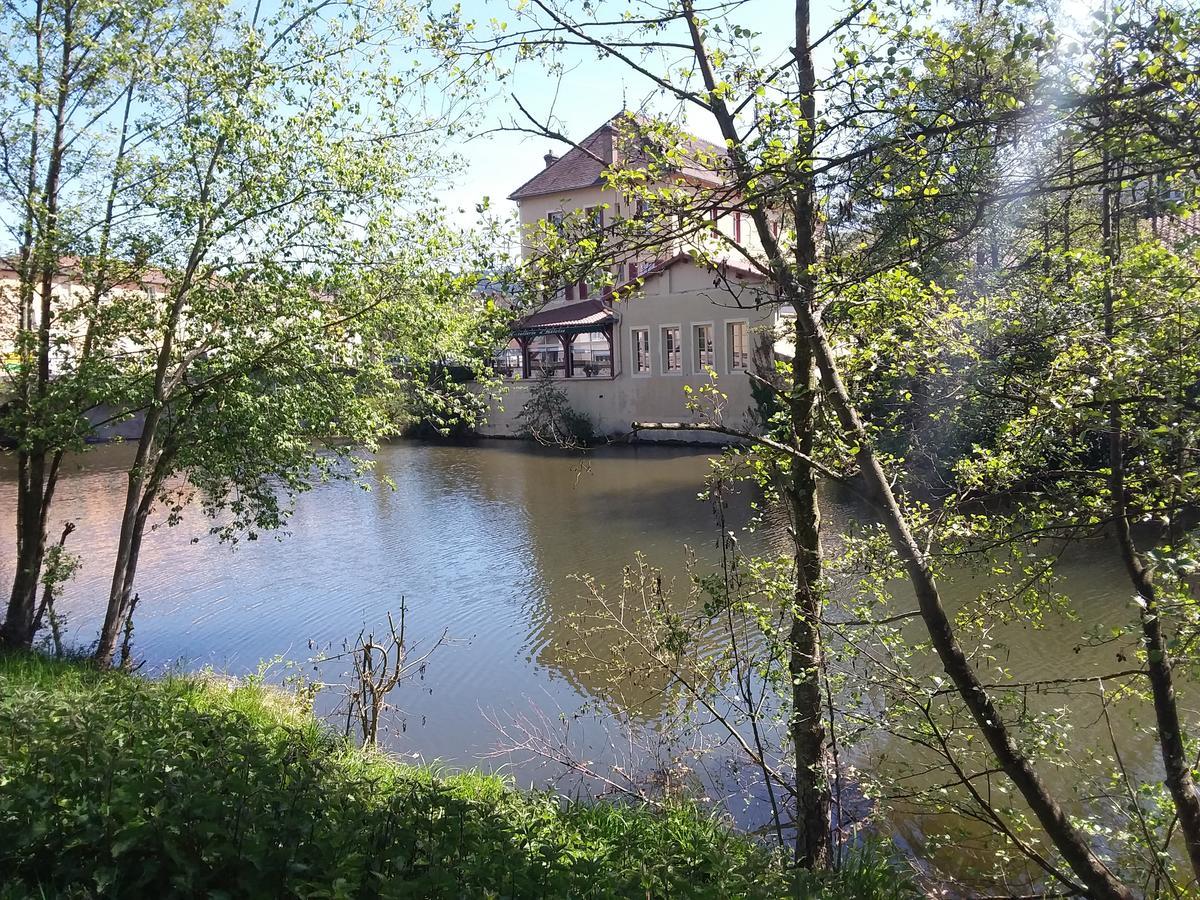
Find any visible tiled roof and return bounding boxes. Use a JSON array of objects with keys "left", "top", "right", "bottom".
[
  {"left": 508, "top": 113, "right": 727, "bottom": 201},
  {"left": 1147, "top": 213, "right": 1200, "bottom": 248},
  {"left": 0, "top": 255, "right": 172, "bottom": 286},
  {"left": 511, "top": 298, "right": 615, "bottom": 336}
]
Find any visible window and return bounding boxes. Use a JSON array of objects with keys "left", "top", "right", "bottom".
[
  {"left": 726, "top": 320, "right": 749, "bottom": 371},
  {"left": 566, "top": 282, "right": 576, "bottom": 302},
  {"left": 578, "top": 279, "right": 589, "bottom": 300},
  {"left": 632, "top": 328, "right": 651, "bottom": 374},
  {"left": 734, "top": 212, "right": 743, "bottom": 243},
  {"left": 694, "top": 324, "right": 713, "bottom": 372},
  {"left": 547, "top": 211, "right": 565, "bottom": 232},
  {"left": 628, "top": 260, "right": 638, "bottom": 279},
  {"left": 661, "top": 326, "right": 681, "bottom": 373},
  {"left": 585, "top": 206, "right": 604, "bottom": 230}
]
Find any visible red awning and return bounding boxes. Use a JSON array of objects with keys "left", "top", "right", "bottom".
[{"left": 511, "top": 298, "right": 615, "bottom": 337}]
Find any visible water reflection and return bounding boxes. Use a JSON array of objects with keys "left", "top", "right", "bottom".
[
  {"left": 0, "top": 440, "right": 1184, "bottom": 882},
  {"left": 0, "top": 441, "right": 767, "bottom": 778}
]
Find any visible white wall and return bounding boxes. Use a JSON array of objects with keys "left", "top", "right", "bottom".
[{"left": 480, "top": 260, "right": 780, "bottom": 443}]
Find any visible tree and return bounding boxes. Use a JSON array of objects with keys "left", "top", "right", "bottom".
[
  {"left": 0, "top": 0, "right": 188, "bottom": 648},
  {"left": 463, "top": 0, "right": 1200, "bottom": 892},
  {"left": 0, "top": 0, "right": 508, "bottom": 663}
]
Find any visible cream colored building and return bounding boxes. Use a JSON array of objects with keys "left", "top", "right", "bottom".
[
  {"left": 482, "top": 114, "right": 790, "bottom": 443},
  {"left": 0, "top": 257, "right": 170, "bottom": 376}
]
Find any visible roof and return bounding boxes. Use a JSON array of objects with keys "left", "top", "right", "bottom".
[
  {"left": 612, "top": 252, "right": 767, "bottom": 294},
  {"left": 0, "top": 255, "right": 172, "bottom": 287},
  {"left": 510, "top": 254, "right": 767, "bottom": 338},
  {"left": 1148, "top": 213, "right": 1200, "bottom": 248},
  {"left": 511, "top": 298, "right": 615, "bottom": 337},
  {"left": 508, "top": 113, "right": 727, "bottom": 201}
]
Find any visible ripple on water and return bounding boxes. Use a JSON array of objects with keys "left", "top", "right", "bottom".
[{"left": 0, "top": 441, "right": 1163, "bottom": 840}]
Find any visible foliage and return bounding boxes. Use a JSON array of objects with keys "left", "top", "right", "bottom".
[
  {"left": 0, "top": 651, "right": 809, "bottom": 899},
  {"left": 0, "top": 0, "right": 512, "bottom": 659},
  {"left": 461, "top": 0, "right": 1200, "bottom": 893}
]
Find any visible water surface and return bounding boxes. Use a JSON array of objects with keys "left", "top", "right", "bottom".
[{"left": 0, "top": 440, "right": 1176, "bottom": 886}]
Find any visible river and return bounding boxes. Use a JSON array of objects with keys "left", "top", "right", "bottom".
[{"left": 0, "top": 439, "right": 1172, "bottom": 888}]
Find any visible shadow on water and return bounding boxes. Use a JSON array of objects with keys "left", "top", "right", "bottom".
[
  {"left": 0, "top": 441, "right": 766, "bottom": 770},
  {"left": 0, "top": 438, "right": 1182, "bottom": 886}
]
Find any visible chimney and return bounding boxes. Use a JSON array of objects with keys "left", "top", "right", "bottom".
[{"left": 543, "top": 151, "right": 558, "bottom": 168}]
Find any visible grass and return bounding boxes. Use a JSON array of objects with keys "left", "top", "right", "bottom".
[{"left": 0, "top": 652, "right": 916, "bottom": 899}]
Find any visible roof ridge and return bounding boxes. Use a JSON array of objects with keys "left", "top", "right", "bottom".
[
  {"left": 508, "top": 114, "right": 726, "bottom": 202},
  {"left": 507, "top": 119, "right": 615, "bottom": 201}
]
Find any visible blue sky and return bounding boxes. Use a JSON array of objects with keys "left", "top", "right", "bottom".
[
  {"left": 437, "top": 0, "right": 1103, "bottom": 221},
  {"left": 439, "top": 0, "right": 842, "bottom": 220}
]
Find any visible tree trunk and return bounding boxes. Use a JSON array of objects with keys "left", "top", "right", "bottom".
[
  {"left": 679, "top": 0, "right": 1130, "bottom": 887},
  {"left": 786, "top": 325, "right": 830, "bottom": 868},
  {"left": 2, "top": 1, "right": 72, "bottom": 650},
  {"left": 94, "top": 442, "right": 159, "bottom": 666},
  {"left": 798, "top": 308, "right": 1132, "bottom": 900},
  {"left": 785, "top": 9, "right": 831, "bottom": 855},
  {"left": 1, "top": 464, "right": 47, "bottom": 648},
  {"left": 1100, "top": 147, "right": 1200, "bottom": 881}
]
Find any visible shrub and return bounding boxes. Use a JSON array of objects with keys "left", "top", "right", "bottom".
[
  {"left": 516, "top": 372, "right": 595, "bottom": 448},
  {"left": 0, "top": 653, "right": 921, "bottom": 898},
  {"left": 0, "top": 653, "right": 783, "bottom": 898}
]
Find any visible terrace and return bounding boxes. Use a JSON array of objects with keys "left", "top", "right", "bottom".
[{"left": 498, "top": 298, "right": 616, "bottom": 379}]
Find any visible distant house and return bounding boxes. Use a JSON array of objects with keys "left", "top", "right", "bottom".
[
  {"left": 0, "top": 257, "right": 171, "bottom": 441},
  {"left": 480, "top": 113, "right": 791, "bottom": 442},
  {"left": 0, "top": 256, "right": 171, "bottom": 374}
]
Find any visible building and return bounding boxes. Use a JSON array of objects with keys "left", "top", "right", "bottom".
[
  {"left": 0, "top": 257, "right": 170, "bottom": 440},
  {"left": 478, "top": 113, "right": 791, "bottom": 443}
]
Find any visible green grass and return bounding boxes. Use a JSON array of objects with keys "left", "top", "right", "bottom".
[{"left": 0, "top": 652, "right": 915, "bottom": 899}]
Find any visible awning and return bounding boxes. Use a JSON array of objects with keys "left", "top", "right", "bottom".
[{"left": 511, "top": 298, "right": 615, "bottom": 338}]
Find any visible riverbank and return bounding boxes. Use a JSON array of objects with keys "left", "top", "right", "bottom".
[{"left": 0, "top": 653, "right": 912, "bottom": 899}]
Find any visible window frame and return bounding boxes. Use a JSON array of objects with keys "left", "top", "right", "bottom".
[
  {"left": 660, "top": 324, "right": 683, "bottom": 375},
  {"left": 692, "top": 321, "right": 714, "bottom": 374},
  {"left": 631, "top": 327, "right": 652, "bottom": 377},
  {"left": 725, "top": 318, "right": 750, "bottom": 373}
]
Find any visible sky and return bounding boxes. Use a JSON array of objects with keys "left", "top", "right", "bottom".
[
  {"left": 436, "top": 0, "right": 842, "bottom": 222},
  {"left": 435, "top": 0, "right": 1104, "bottom": 222}
]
